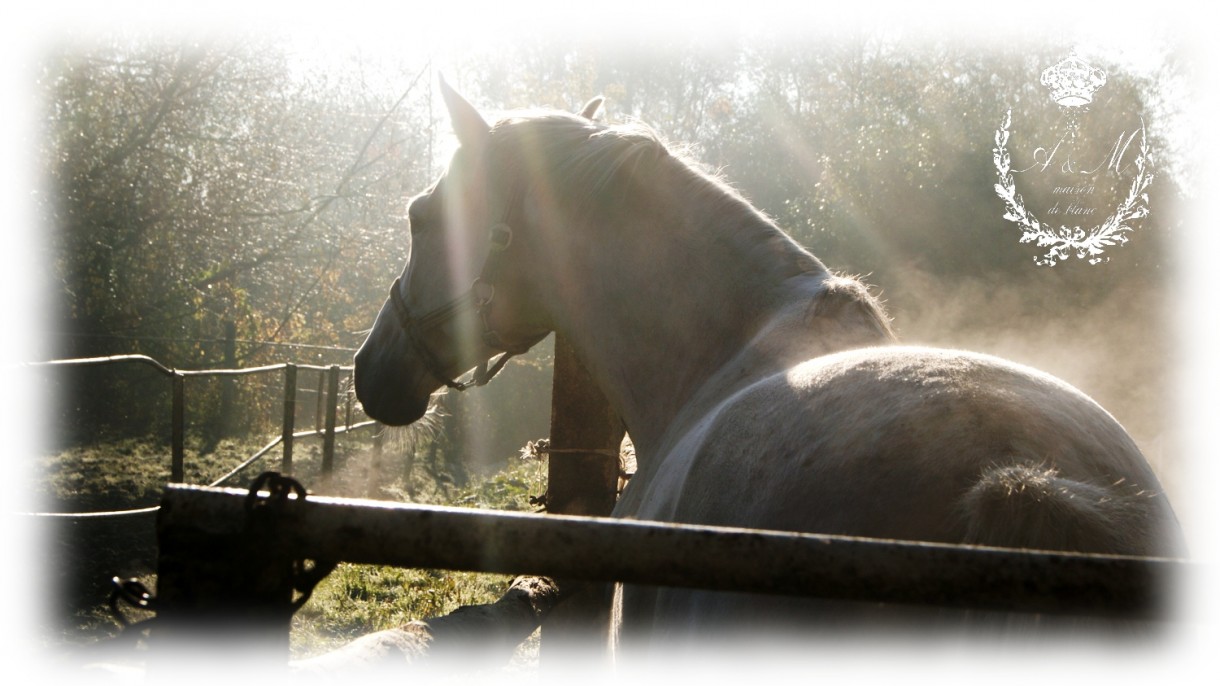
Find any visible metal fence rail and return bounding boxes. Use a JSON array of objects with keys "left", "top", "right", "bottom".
[{"left": 159, "top": 483, "right": 1187, "bottom": 623}]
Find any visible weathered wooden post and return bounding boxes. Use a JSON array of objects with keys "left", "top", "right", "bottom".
[
  {"left": 541, "top": 333, "right": 624, "bottom": 663},
  {"left": 152, "top": 475, "right": 323, "bottom": 676},
  {"left": 218, "top": 320, "right": 237, "bottom": 436},
  {"left": 547, "top": 335, "right": 623, "bottom": 517},
  {"left": 171, "top": 372, "right": 185, "bottom": 483},
  {"left": 321, "top": 364, "right": 340, "bottom": 476},
  {"left": 282, "top": 363, "right": 297, "bottom": 474},
  {"left": 315, "top": 369, "right": 325, "bottom": 432}
]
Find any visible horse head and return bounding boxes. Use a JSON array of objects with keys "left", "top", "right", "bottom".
[{"left": 354, "top": 79, "right": 602, "bottom": 425}]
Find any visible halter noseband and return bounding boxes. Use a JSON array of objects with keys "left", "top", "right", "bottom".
[{"left": 387, "top": 222, "right": 531, "bottom": 392}]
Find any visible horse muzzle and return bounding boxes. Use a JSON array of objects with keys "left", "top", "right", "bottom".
[{"left": 353, "top": 329, "right": 433, "bottom": 426}]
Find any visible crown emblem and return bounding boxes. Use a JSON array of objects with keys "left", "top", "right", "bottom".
[{"left": 1040, "top": 55, "right": 1107, "bottom": 107}]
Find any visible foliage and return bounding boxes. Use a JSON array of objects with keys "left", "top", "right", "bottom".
[
  {"left": 40, "top": 32, "right": 1186, "bottom": 469},
  {"left": 41, "top": 37, "right": 433, "bottom": 440}
]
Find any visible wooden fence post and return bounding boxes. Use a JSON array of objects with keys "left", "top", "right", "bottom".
[
  {"left": 315, "top": 370, "right": 325, "bottom": 433},
  {"left": 171, "top": 372, "right": 185, "bottom": 483},
  {"left": 218, "top": 320, "right": 237, "bottom": 436},
  {"left": 547, "top": 335, "right": 622, "bottom": 515},
  {"left": 321, "top": 365, "right": 340, "bottom": 476},
  {"left": 542, "top": 333, "right": 624, "bottom": 664},
  {"left": 282, "top": 364, "right": 297, "bottom": 474},
  {"left": 153, "top": 480, "right": 303, "bottom": 675}
]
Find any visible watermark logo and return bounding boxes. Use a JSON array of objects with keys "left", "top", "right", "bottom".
[{"left": 993, "top": 54, "right": 1153, "bottom": 266}]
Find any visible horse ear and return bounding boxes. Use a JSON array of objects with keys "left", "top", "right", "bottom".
[
  {"left": 438, "top": 74, "right": 490, "bottom": 148},
  {"left": 579, "top": 96, "right": 605, "bottom": 120}
]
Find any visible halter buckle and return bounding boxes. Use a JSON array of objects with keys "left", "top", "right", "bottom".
[
  {"left": 472, "top": 278, "right": 496, "bottom": 308},
  {"left": 488, "top": 223, "right": 513, "bottom": 252}
]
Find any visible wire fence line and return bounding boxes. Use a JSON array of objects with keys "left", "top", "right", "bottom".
[
  {"left": 48, "top": 330, "right": 361, "bottom": 355},
  {"left": 23, "top": 353, "right": 381, "bottom": 519},
  {"left": 29, "top": 353, "right": 351, "bottom": 376}
]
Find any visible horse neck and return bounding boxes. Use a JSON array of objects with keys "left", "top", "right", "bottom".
[{"left": 534, "top": 181, "right": 880, "bottom": 459}]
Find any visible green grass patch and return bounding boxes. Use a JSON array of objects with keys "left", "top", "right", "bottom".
[
  {"left": 291, "top": 566, "right": 512, "bottom": 656},
  {"left": 36, "top": 430, "right": 549, "bottom": 662}
]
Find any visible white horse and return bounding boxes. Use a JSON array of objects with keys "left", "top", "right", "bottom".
[{"left": 353, "top": 80, "right": 1183, "bottom": 644}]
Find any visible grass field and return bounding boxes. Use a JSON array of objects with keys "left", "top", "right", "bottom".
[{"left": 31, "top": 426, "right": 550, "bottom": 664}]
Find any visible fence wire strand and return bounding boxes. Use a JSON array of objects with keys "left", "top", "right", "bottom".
[{"left": 23, "top": 354, "right": 376, "bottom": 519}]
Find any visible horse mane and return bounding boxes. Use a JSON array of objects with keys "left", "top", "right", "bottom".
[
  {"left": 487, "top": 111, "right": 895, "bottom": 343},
  {"left": 809, "top": 274, "right": 896, "bottom": 343},
  {"left": 487, "top": 112, "right": 763, "bottom": 234},
  {"left": 488, "top": 112, "right": 682, "bottom": 215}
]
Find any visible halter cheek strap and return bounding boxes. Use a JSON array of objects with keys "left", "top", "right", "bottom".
[{"left": 387, "top": 222, "right": 534, "bottom": 392}]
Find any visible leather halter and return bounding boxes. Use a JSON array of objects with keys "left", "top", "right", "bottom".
[{"left": 386, "top": 222, "right": 531, "bottom": 392}]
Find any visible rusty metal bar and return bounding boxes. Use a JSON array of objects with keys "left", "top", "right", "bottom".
[{"left": 158, "top": 484, "right": 1185, "bottom": 620}]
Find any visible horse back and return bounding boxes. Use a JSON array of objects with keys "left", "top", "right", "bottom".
[{"left": 635, "top": 345, "right": 1182, "bottom": 558}]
